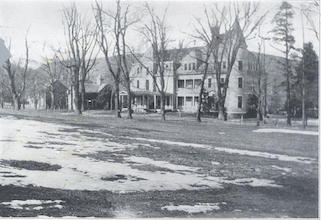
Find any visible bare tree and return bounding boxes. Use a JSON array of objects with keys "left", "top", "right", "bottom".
[
  {"left": 301, "top": 1, "right": 319, "bottom": 41},
  {"left": 195, "top": 3, "right": 265, "bottom": 120},
  {"left": 119, "top": 2, "right": 139, "bottom": 119},
  {"left": 3, "top": 37, "right": 29, "bottom": 110},
  {"left": 61, "top": 4, "right": 83, "bottom": 114},
  {"left": 79, "top": 20, "right": 98, "bottom": 112},
  {"left": 248, "top": 43, "right": 264, "bottom": 126},
  {"left": 191, "top": 8, "right": 224, "bottom": 122},
  {"left": 41, "top": 55, "right": 64, "bottom": 109},
  {"left": 128, "top": 3, "right": 169, "bottom": 121},
  {"left": 94, "top": 0, "right": 122, "bottom": 118}
]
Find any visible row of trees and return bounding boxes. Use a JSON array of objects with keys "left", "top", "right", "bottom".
[{"left": 0, "top": 1, "right": 318, "bottom": 125}]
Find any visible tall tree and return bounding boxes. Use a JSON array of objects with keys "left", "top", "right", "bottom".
[
  {"left": 191, "top": 9, "right": 223, "bottom": 122},
  {"left": 61, "top": 5, "right": 82, "bottom": 114},
  {"left": 247, "top": 44, "right": 265, "bottom": 126},
  {"left": 294, "top": 42, "right": 318, "bottom": 124},
  {"left": 79, "top": 20, "right": 97, "bottom": 112},
  {"left": 271, "top": 1, "right": 295, "bottom": 126},
  {"left": 94, "top": 0, "right": 123, "bottom": 118},
  {"left": 194, "top": 3, "right": 265, "bottom": 120},
  {"left": 61, "top": 4, "right": 96, "bottom": 114},
  {"left": 2, "top": 37, "right": 29, "bottom": 110},
  {"left": 129, "top": 3, "right": 169, "bottom": 121},
  {"left": 41, "top": 55, "right": 64, "bottom": 110}
]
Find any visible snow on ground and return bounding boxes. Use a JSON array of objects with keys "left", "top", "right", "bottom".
[
  {"left": 1, "top": 200, "right": 64, "bottom": 210},
  {"left": 253, "top": 128, "right": 318, "bottom": 136},
  {"left": 123, "top": 135, "right": 315, "bottom": 164},
  {"left": 127, "top": 156, "right": 199, "bottom": 172},
  {"left": 214, "top": 147, "right": 315, "bottom": 164},
  {"left": 0, "top": 116, "right": 283, "bottom": 192},
  {"left": 123, "top": 136, "right": 212, "bottom": 149},
  {"left": 271, "top": 165, "right": 292, "bottom": 173},
  {"left": 161, "top": 202, "right": 225, "bottom": 214}
]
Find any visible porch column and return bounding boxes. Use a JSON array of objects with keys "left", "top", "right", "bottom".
[{"left": 154, "top": 95, "right": 156, "bottom": 109}]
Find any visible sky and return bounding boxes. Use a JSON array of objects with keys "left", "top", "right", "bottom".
[{"left": 0, "top": 0, "right": 319, "bottom": 68}]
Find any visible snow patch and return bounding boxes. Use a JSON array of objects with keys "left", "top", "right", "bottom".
[
  {"left": 253, "top": 128, "right": 318, "bottom": 136},
  {"left": 127, "top": 156, "right": 199, "bottom": 172},
  {"left": 162, "top": 203, "right": 222, "bottom": 214},
  {"left": 1, "top": 200, "right": 64, "bottom": 210},
  {"left": 123, "top": 136, "right": 212, "bottom": 149},
  {"left": 214, "top": 147, "right": 315, "bottom": 164},
  {"left": 271, "top": 165, "right": 292, "bottom": 172}
]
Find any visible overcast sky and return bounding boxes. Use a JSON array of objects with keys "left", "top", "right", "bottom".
[{"left": 0, "top": 0, "right": 319, "bottom": 67}]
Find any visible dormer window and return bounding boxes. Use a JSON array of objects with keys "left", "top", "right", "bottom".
[
  {"left": 192, "top": 63, "right": 196, "bottom": 70},
  {"left": 188, "top": 63, "right": 191, "bottom": 70},
  {"left": 137, "top": 80, "right": 140, "bottom": 88},
  {"left": 184, "top": 63, "right": 187, "bottom": 70}
]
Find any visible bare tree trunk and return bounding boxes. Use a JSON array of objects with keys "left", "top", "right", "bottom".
[
  {"left": 196, "top": 92, "right": 203, "bottom": 122},
  {"left": 12, "top": 95, "right": 20, "bottom": 110},
  {"left": 160, "top": 93, "right": 166, "bottom": 121},
  {"left": 70, "top": 86, "right": 74, "bottom": 111},
  {"left": 196, "top": 70, "right": 207, "bottom": 122},
  {"left": 34, "top": 98, "right": 38, "bottom": 110},
  {"left": 80, "top": 80, "right": 86, "bottom": 112},
  {"left": 50, "top": 89, "right": 55, "bottom": 110},
  {"left": 218, "top": 100, "right": 225, "bottom": 120},
  {"left": 73, "top": 71, "right": 81, "bottom": 115},
  {"left": 115, "top": 82, "right": 121, "bottom": 118},
  {"left": 286, "top": 55, "right": 291, "bottom": 126},
  {"left": 126, "top": 82, "right": 132, "bottom": 119}
]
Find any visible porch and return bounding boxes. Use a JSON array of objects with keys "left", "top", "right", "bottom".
[{"left": 120, "top": 90, "right": 174, "bottom": 112}]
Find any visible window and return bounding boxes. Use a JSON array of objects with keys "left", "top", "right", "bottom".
[
  {"left": 146, "top": 80, "right": 149, "bottom": 90},
  {"left": 136, "top": 80, "right": 140, "bottom": 88},
  {"left": 238, "top": 61, "right": 243, "bottom": 71},
  {"left": 137, "top": 67, "right": 140, "bottom": 74},
  {"left": 208, "top": 78, "right": 212, "bottom": 88},
  {"left": 223, "top": 61, "right": 226, "bottom": 69},
  {"left": 238, "top": 77, "right": 243, "bottom": 88},
  {"left": 186, "top": 96, "right": 192, "bottom": 102},
  {"left": 238, "top": 96, "right": 243, "bottom": 109},
  {"left": 220, "top": 77, "right": 225, "bottom": 83},
  {"left": 186, "top": 97, "right": 192, "bottom": 106},
  {"left": 194, "top": 79, "right": 201, "bottom": 88},
  {"left": 184, "top": 63, "right": 187, "bottom": 70},
  {"left": 166, "top": 96, "right": 170, "bottom": 106},
  {"left": 178, "top": 80, "right": 185, "bottom": 88},
  {"left": 194, "top": 96, "right": 199, "bottom": 106},
  {"left": 188, "top": 63, "right": 191, "bottom": 70},
  {"left": 178, "top": 97, "right": 184, "bottom": 106},
  {"left": 192, "top": 63, "right": 196, "bottom": 70},
  {"left": 186, "top": 79, "right": 193, "bottom": 88},
  {"left": 146, "top": 67, "right": 149, "bottom": 75}
]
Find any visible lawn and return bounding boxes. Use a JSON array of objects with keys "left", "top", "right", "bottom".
[{"left": 0, "top": 109, "right": 318, "bottom": 217}]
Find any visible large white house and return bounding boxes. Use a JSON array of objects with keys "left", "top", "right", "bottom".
[{"left": 119, "top": 44, "right": 251, "bottom": 118}]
